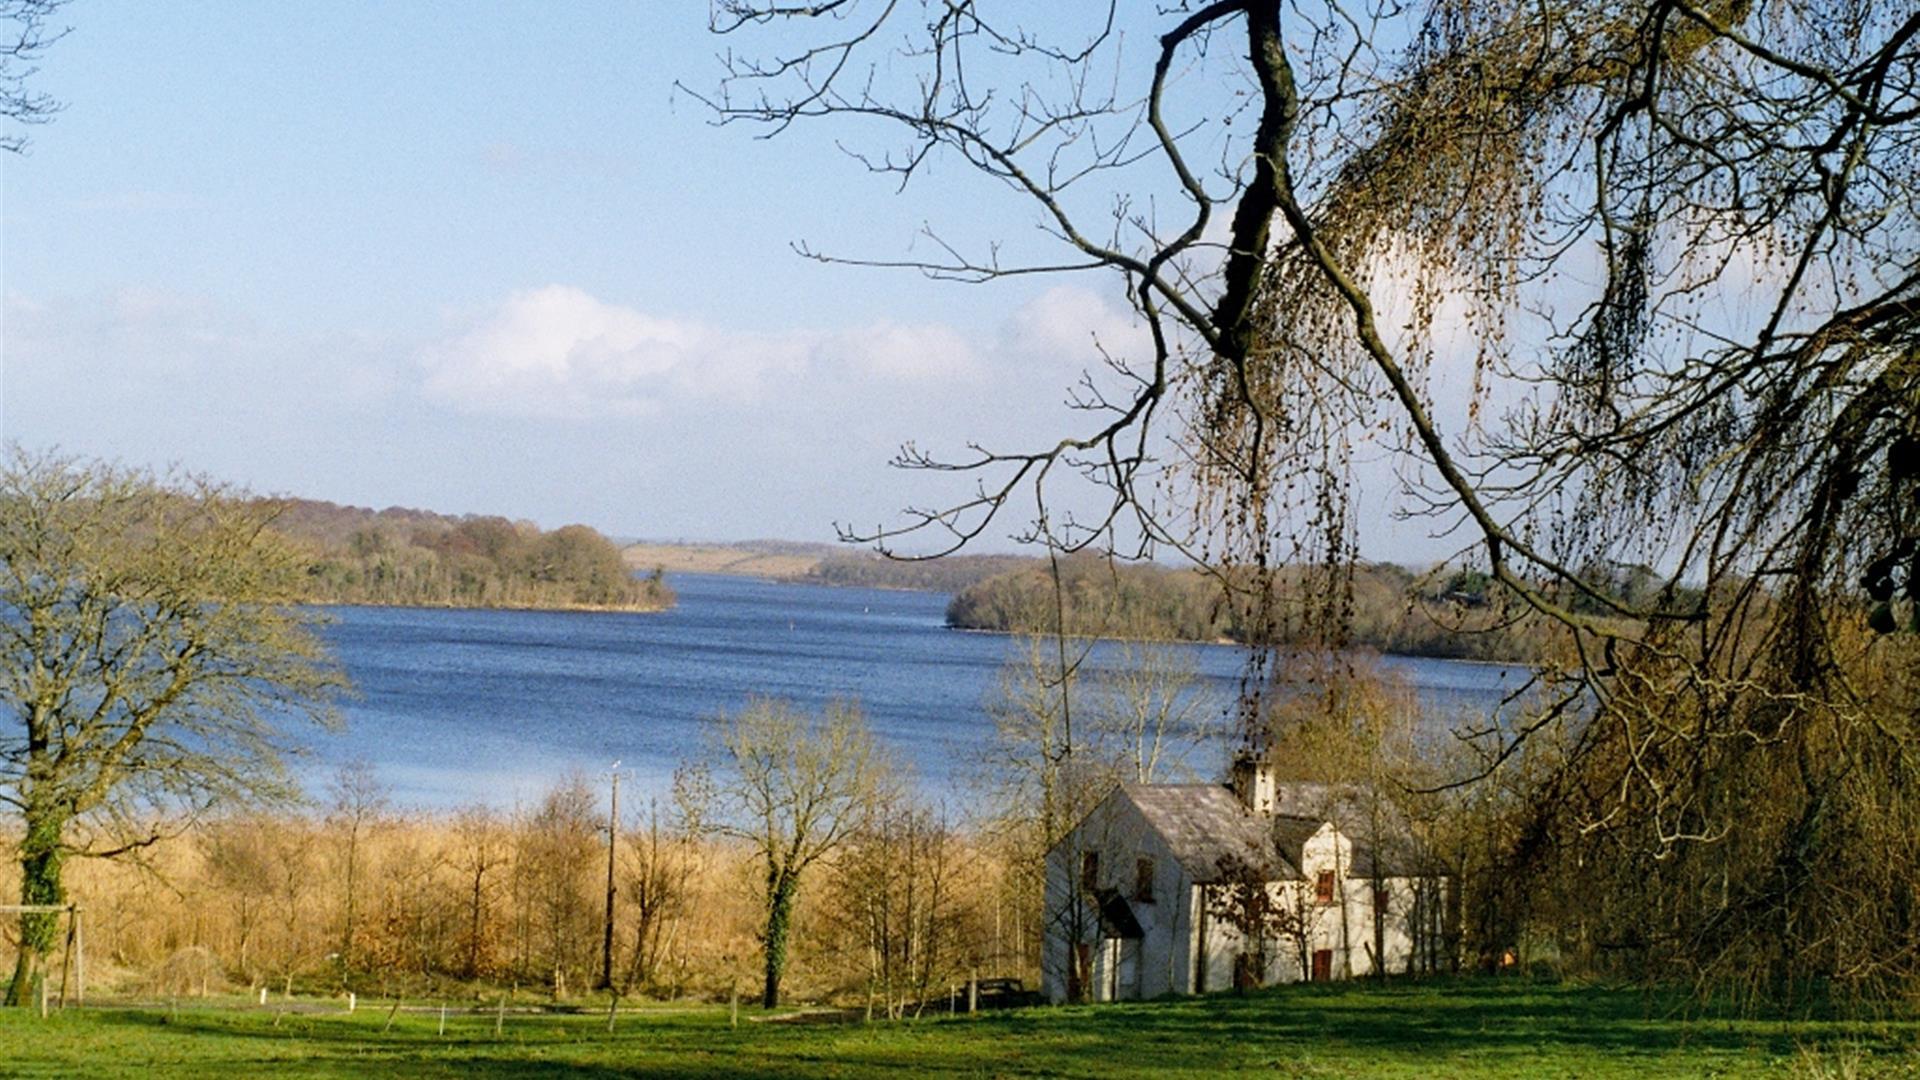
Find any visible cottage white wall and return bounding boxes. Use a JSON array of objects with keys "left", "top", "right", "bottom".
[
  {"left": 1142, "top": 846, "right": 1198, "bottom": 999},
  {"left": 1041, "top": 844, "right": 1075, "bottom": 1002},
  {"left": 1302, "top": 826, "right": 1361, "bottom": 978},
  {"left": 1041, "top": 790, "right": 1198, "bottom": 1003},
  {"left": 1191, "top": 824, "right": 1433, "bottom": 987},
  {"left": 1188, "top": 885, "right": 1241, "bottom": 993},
  {"left": 1355, "top": 878, "right": 1425, "bottom": 975}
]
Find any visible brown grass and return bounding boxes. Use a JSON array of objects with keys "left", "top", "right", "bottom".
[
  {"left": 622, "top": 543, "right": 822, "bottom": 579},
  {"left": 0, "top": 810, "right": 1028, "bottom": 1007}
]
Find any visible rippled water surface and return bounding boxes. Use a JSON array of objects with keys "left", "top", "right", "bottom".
[{"left": 308, "top": 573, "right": 1529, "bottom": 808}]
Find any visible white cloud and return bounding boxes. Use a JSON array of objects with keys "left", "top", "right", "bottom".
[
  {"left": 824, "top": 320, "right": 978, "bottom": 381},
  {"left": 423, "top": 286, "right": 704, "bottom": 417},
  {"left": 1003, "top": 284, "right": 1152, "bottom": 368},
  {"left": 418, "top": 285, "right": 993, "bottom": 418},
  {"left": 1013, "top": 282, "right": 1144, "bottom": 357},
  {"left": 5, "top": 285, "right": 248, "bottom": 382},
  {"left": 1, "top": 286, "right": 402, "bottom": 436}
]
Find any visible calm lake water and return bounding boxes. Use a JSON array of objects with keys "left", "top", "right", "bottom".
[{"left": 307, "top": 573, "right": 1529, "bottom": 810}]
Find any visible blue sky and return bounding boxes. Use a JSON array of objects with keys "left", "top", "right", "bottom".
[{"left": 2, "top": 3, "right": 1463, "bottom": 561}]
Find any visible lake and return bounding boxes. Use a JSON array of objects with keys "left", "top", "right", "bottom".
[{"left": 307, "top": 572, "right": 1530, "bottom": 810}]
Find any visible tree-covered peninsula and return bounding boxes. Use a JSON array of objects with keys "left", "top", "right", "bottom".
[
  {"left": 272, "top": 499, "right": 673, "bottom": 611},
  {"left": 944, "top": 554, "right": 1540, "bottom": 662}
]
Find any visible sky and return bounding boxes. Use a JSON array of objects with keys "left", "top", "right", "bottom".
[{"left": 1, "top": 2, "right": 1469, "bottom": 562}]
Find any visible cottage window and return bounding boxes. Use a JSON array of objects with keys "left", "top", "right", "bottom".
[
  {"left": 1315, "top": 870, "right": 1336, "bottom": 904},
  {"left": 1134, "top": 857, "right": 1155, "bottom": 903},
  {"left": 1081, "top": 851, "right": 1100, "bottom": 891},
  {"left": 1373, "top": 884, "right": 1391, "bottom": 912}
]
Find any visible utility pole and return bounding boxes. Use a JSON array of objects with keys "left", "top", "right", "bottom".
[{"left": 598, "top": 761, "right": 621, "bottom": 991}]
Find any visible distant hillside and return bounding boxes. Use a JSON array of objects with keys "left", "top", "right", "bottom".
[
  {"left": 623, "top": 541, "right": 1032, "bottom": 594},
  {"left": 622, "top": 540, "right": 834, "bottom": 580},
  {"left": 806, "top": 552, "right": 1035, "bottom": 592},
  {"left": 272, "top": 499, "right": 673, "bottom": 612}
]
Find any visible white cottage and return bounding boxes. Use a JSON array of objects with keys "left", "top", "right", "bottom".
[{"left": 1041, "top": 757, "right": 1453, "bottom": 1002}]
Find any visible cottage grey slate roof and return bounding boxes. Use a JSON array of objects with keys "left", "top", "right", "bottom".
[
  {"left": 1269, "top": 814, "right": 1326, "bottom": 875},
  {"left": 1271, "top": 782, "right": 1438, "bottom": 878},
  {"left": 1114, "top": 781, "right": 1445, "bottom": 883},
  {"left": 1121, "top": 784, "right": 1296, "bottom": 883}
]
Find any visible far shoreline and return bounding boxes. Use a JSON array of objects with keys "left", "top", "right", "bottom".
[
  {"left": 329, "top": 563, "right": 1537, "bottom": 666},
  {"left": 943, "top": 621, "right": 1531, "bottom": 667},
  {"left": 301, "top": 596, "right": 675, "bottom": 616},
  {"left": 661, "top": 572, "right": 1536, "bottom": 666}
]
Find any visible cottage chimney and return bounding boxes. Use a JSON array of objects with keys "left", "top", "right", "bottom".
[{"left": 1229, "top": 751, "right": 1277, "bottom": 815}]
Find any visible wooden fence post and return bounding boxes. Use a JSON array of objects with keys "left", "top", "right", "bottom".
[
  {"left": 57, "top": 908, "right": 76, "bottom": 1009},
  {"left": 73, "top": 908, "right": 83, "bottom": 1007}
]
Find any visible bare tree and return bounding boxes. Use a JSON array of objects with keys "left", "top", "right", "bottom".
[
  {"left": 983, "top": 632, "right": 1214, "bottom": 979},
  {"left": 513, "top": 775, "right": 599, "bottom": 998},
  {"left": 451, "top": 804, "right": 508, "bottom": 979},
  {"left": 621, "top": 787, "right": 701, "bottom": 996},
  {"left": 326, "top": 759, "right": 389, "bottom": 978},
  {"left": 0, "top": 449, "right": 343, "bottom": 1005},
  {"left": 983, "top": 635, "right": 1101, "bottom": 855},
  {"left": 198, "top": 816, "right": 282, "bottom": 987},
  {"left": 829, "top": 791, "right": 964, "bottom": 1019},
  {"left": 0, "top": 0, "right": 67, "bottom": 152},
  {"left": 265, "top": 818, "right": 320, "bottom": 996},
  {"left": 693, "top": 697, "right": 888, "bottom": 1008},
  {"left": 1086, "top": 637, "right": 1215, "bottom": 785},
  {"left": 979, "top": 635, "right": 1108, "bottom": 991},
  {"left": 369, "top": 821, "right": 456, "bottom": 984}
]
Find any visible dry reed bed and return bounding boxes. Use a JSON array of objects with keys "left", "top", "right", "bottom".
[{"left": 0, "top": 802, "right": 1031, "bottom": 1008}]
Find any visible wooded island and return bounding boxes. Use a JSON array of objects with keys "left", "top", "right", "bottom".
[
  {"left": 274, "top": 499, "right": 674, "bottom": 612},
  {"left": 942, "top": 554, "right": 1542, "bottom": 662}
]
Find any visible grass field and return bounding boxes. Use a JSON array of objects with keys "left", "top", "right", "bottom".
[
  {"left": 621, "top": 542, "right": 822, "bottom": 579},
  {"left": 1, "top": 979, "right": 1914, "bottom": 1078}
]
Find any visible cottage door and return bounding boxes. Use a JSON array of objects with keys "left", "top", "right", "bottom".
[{"left": 1311, "top": 949, "right": 1333, "bottom": 982}]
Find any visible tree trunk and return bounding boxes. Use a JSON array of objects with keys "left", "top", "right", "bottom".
[
  {"left": 7, "top": 808, "right": 65, "bottom": 1007},
  {"left": 340, "top": 827, "right": 359, "bottom": 973},
  {"left": 466, "top": 868, "right": 485, "bottom": 978},
  {"left": 760, "top": 870, "right": 798, "bottom": 1008}
]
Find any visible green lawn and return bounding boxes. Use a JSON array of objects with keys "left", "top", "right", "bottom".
[{"left": 0, "top": 980, "right": 1914, "bottom": 1078}]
